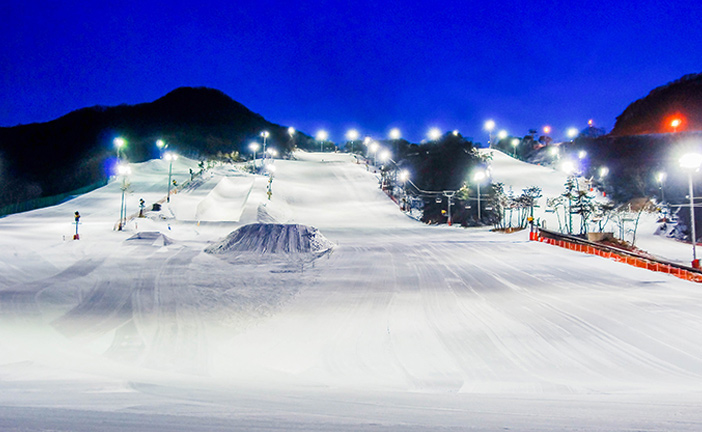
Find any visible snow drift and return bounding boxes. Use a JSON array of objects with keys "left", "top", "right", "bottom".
[{"left": 205, "top": 223, "right": 334, "bottom": 255}]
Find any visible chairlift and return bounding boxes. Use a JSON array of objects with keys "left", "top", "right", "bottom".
[
  {"left": 485, "top": 206, "right": 493, "bottom": 211},
  {"left": 435, "top": 196, "right": 442, "bottom": 203}
]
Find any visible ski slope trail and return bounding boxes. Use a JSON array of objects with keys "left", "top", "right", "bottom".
[{"left": 1, "top": 151, "right": 702, "bottom": 431}]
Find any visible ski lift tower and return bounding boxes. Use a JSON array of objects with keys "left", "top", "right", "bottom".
[{"left": 443, "top": 190, "right": 455, "bottom": 226}]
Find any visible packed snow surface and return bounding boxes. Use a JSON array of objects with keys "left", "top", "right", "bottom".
[
  {"left": 205, "top": 223, "right": 334, "bottom": 255},
  {"left": 1, "top": 150, "right": 702, "bottom": 431}
]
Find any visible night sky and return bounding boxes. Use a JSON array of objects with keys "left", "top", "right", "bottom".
[{"left": 3, "top": 0, "right": 701, "bottom": 144}]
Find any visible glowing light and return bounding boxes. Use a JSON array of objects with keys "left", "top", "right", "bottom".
[
  {"left": 363, "top": 136, "right": 371, "bottom": 145},
  {"left": 249, "top": 142, "right": 260, "bottom": 152},
  {"left": 379, "top": 149, "right": 391, "bottom": 161},
  {"left": 428, "top": 128, "right": 442, "bottom": 141},
  {"left": 473, "top": 170, "right": 486, "bottom": 182},
  {"left": 549, "top": 146, "right": 559, "bottom": 156},
  {"left": 117, "top": 164, "right": 131, "bottom": 175},
  {"left": 484, "top": 120, "right": 495, "bottom": 132},
  {"left": 114, "top": 137, "right": 126, "bottom": 148},
  {"left": 561, "top": 160, "right": 576, "bottom": 174},
  {"left": 389, "top": 128, "right": 401, "bottom": 140},
  {"left": 566, "top": 128, "right": 578, "bottom": 139},
  {"left": 599, "top": 167, "right": 609, "bottom": 178},
  {"left": 316, "top": 130, "right": 328, "bottom": 141},
  {"left": 164, "top": 152, "right": 178, "bottom": 161},
  {"left": 156, "top": 139, "right": 165, "bottom": 148},
  {"left": 656, "top": 172, "right": 667, "bottom": 183},
  {"left": 671, "top": 119, "right": 682, "bottom": 128},
  {"left": 346, "top": 129, "right": 359, "bottom": 141},
  {"left": 369, "top": 141, "right": 379, "bottom": 153},
  {"left": 288, "top": 127, "right": 295, "bottom": 136},
  {"left": 588, "top": 119, "right": 594, "bottom": 126},
  {"left": 452, "top": 130, "right": 459, "bottom": 136},
  {"left": 543, "top": 125, "right": 551, "bottom": 134},
  {"left": 578, "top": 150, "right": 587, "bottom": 159},
  {"left": 497, "top": 130, "right": 508, "bottom": 140},
  {"left": 511, "top": 138, "right": 519, "bottom": 147},
  {"left": 680, "top": 153, "right": 702, "bottom": 170},
  {"left": 261, "top": 131, "right": 270, "bottom": 138},
  {"left": 399, "top": 170, "right": 410, "bottom": 182}
]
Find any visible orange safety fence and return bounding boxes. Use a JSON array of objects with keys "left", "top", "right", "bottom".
[{"left": 533, "top": 228, "right": 702, "bottom": 284}]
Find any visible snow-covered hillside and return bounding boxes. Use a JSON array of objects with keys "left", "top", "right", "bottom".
[{"left": 1, "top": 151, "right": 702, "bottom": 431}]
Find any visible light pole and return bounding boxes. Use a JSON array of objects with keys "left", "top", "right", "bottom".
[
  {"left": 156, "top": 139, "right": 166, "bottom": 158},
  {"left": 165, "top": 152, "right": 178, "bottom": 203},
  {"left": 117, "top": 164, "right": 131, "bottom": 231},
  {"left": 316, "top": 130, "right": 328, "bottom": 152},
  {"left": 114, "top": 137, "right": 126, "bottom": 160},
  {"left": 656, "top": 171, "right": 666, "bottom": 203},
  {"left": 261, "top": 131, "right": 270, "bottom": 155},
  {"left": 484, "top": 120, "right": 495, "bottom": 148},
  {"left": 680, "top": 153, "right": 702, "bottom": 268},
  {"left": 249, "top": 142, "right": 259, "bottom": 163},
  {"left": 346, "top": 129, "right": 359, "bottom": 154},
  {"left": 399, "top": 170, "right": 409, "bottom": 211},
  {"left": 474, "top": 170, "right": 486, "bottom": 222},
  {"left": 369, "top": 141, "right": 379, "bottom": 166},
  {"left": 511, "top": 138, "right": 519, "bottom": 157},
  {"left": 443, "top": 190, "right": 455, "bottom": 226},
  {"left": 288, "top": 127, "right": 295, "bottom": 149}
]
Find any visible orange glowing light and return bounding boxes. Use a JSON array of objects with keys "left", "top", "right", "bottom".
[
  {"left": 667, "top": 115, "right": 685, "bottom": 133},
  {"left": 543, "top": 125, "right": 551, "bottom": 134},
  {"left": 588, "top": 119, "right": 594, "bottom": 126}
]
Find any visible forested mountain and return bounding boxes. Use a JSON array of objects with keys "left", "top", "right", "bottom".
[{"left": 0, "top": 87, "right": 310, "bottom": 206}]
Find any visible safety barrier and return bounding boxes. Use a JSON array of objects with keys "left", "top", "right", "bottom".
[{"left": 534, "top": 228, "right": 702, "bottom": 284}]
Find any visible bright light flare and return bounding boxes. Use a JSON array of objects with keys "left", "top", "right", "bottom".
[
  {"left": 578, "top": 150, "right": 587, "bottom": 159},
  {"left": 428, "top": 128, "right": 442, "bottom": 141},
  {"left": 156, "top": 139, "right": 165, "bottom": 148},
  {"left": 497, "top": 130, "right": 508, "bottom": 140},
  {"left": 599, "top": 167, "right": 609, "bottom": 178},
  {"left": 379, "top": 150, "right": 391, "bottom": 161},
  {"left": 261, "top": 131, "right": 270, "bottom": 138},
  {"left": 549, "top": 146, "right": 559, "bottom": 156},
  {"left": 389, "top": 128, "right": 401, "bottom": 140},
  {"left": 566, "top": 128, "right": 578, "bottom": 138},
  {"left": 288, "top": 127, "right": 295, "bottom": 136},
  {"left": 680, "top": 153, "right": 702, "bottom": 170},
  {"left": 316, "top": 130, "right": 328, "bottom": 141},
  {"left": 561, "top": 160, "right": 576, "bottom": 174},
  {"left": 473, "top": 170, "right": 486, "bottom": 182},
  {"left": 543, "top": 125, "right": 551, "bottom": 134},
  {"left": 346, "top": 129, "right": 359, "bottom": 141},
  {"left": 249, "top": 142, "right": 260, "bottom": 152},
  {"left": 656, "top": 172, "right": 667, "bottom": 183},
  {"left": 117, "top": 164, "right": 131, "bottom": 175},
  {"left": 114, "top": 137, "right": 126, "bottom": 148},
  {"left": 369, "top": 141, "right": 379, "bottom": 153},
  {"left": 511, "top": 138, "right": 519, "bottom": 147},
  {"left": 484, "top": 120, "right": 495, "bottom": 132},
  {"left": 164, "top": 152, "right": 178, "bottom": 161},
  {"left": 399, "top": 170, "right": 410, "bottom": 182}
]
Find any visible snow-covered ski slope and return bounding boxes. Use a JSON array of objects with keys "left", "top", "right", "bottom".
[{"left": 1, "top": 150, "right": 702, "bottom": 431}]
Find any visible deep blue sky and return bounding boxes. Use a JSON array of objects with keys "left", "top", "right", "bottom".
[{"left": 2, "top": 0, "right": 701, "bottom": 144}]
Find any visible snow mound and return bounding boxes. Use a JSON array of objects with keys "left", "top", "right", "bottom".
[
  {"left": 205, "top": 223, "right": 334, "bottom": 255},
  {"left": 126, "top": 231, "right": 174, "bottom": 246}
]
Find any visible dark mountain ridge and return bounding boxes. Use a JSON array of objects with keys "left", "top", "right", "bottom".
[
  {"left": 0, "top": 87, "right": 310, "bottom": 207},
  {"left": 612, "top": 73, "right": 702, "bottom": 136}
]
